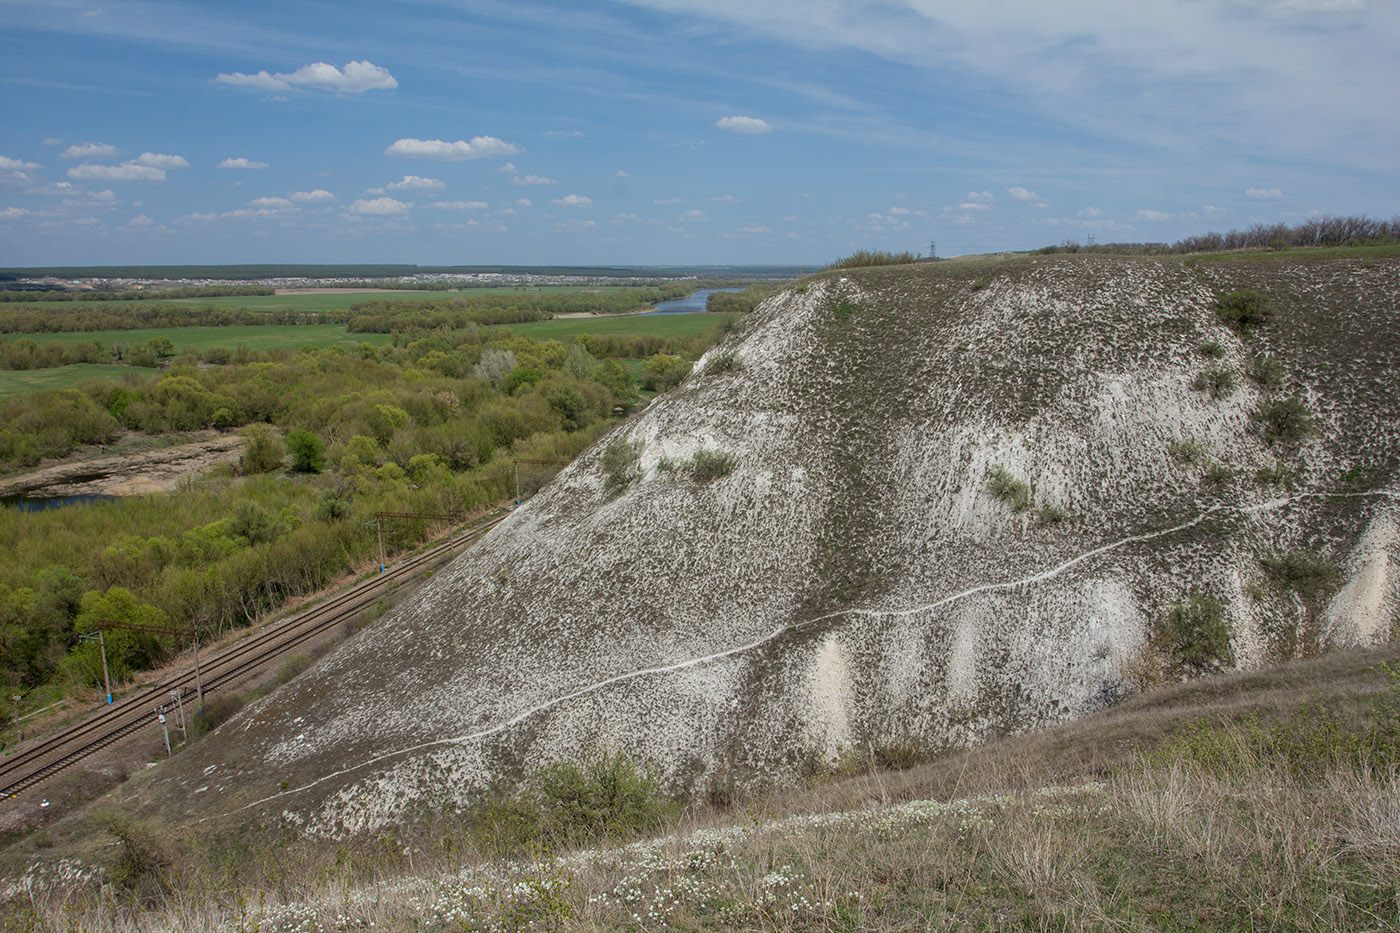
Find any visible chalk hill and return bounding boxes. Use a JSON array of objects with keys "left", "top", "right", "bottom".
[{"left": 132, "top": 254, "right": 1400, "bottom": 836}]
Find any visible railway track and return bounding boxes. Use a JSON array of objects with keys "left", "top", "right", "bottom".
[{"left": 0, "top": 508, "right": 511, "bottom": 800}]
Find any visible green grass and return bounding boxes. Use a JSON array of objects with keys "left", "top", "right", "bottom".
[
  {"left": 4, "top": 324, "right": 392, "bottom": 353},
  {"left": 12, "top": 286, "right": 592, "bottom": 313},
  {"left": 1186, "top": 242, "right": 1400, "bottom": 264},
  {"left": 0, "top": 364, "right": 155, "bottom": 398},
  {"left": 497, "top": 311, "right": 740, "bottom": 340}
]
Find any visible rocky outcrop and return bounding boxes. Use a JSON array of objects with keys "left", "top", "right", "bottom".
[{"left": 134, "top": 255, "right": 1400, "bottom": 835}]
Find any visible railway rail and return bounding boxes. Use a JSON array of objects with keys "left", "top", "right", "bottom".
[{"left": 0, "top": 508, "right": 510, "bottom": 800}]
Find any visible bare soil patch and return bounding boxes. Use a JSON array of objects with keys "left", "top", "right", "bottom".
[{"left": 0, "top": 431, "right": 243, "bottom": 498}]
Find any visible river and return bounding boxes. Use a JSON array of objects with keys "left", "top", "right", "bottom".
[{"left": 643, "top": 288, "right": 744, "bottom": 315}]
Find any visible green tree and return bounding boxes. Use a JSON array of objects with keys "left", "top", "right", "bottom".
[
  {"left": 285, "top": 429, "right": 326, "bottom": 473},
  {"left": 641, "top": 353, "right": 691, "bottom": 392},
  {"left": 1159, "top": 596, "right": 1233, "bottom": 677},
  {"left": 239, "top": 424, "right": 284, "bottom": 474},
  {"left": 1214, "top": 288, "right": 1273, "bottom": 334},
  {"left": 546, "top": 383, "right": 589, "bottom": 430}
]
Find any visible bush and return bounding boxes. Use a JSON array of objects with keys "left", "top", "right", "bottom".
[
  {"left": 601, "top": 437, "right": 641, "bottom": 492},
  {"left": 641, "top": 353, "right": 691, "bottom": 392},
  {"left": 94, "top": 810, "right": 175, "bottom": 900},
  {"left": 1255, "top": 460, "right": 1297, "bottom": 487},
  {"left": 825, "top": 249, "right": 920, "bottom": 269},
  {"left": 1214, "top": 288, "right": 1273, "bottom": 334},
  {"left": 284, "top": 428, "right": 326, "bottom": 473},
  {"left": 702, "top": 351, "right": 739, "bottom": 375},
  {"left": 688, "top": 449, "right": 737, "bottom": 482},
  {"left": 191, "top": 692, "right": 244, "bottom": 738},
  {"left": 1251, "top": 395, "right": 1314, "bottom": 445},
  {"left": 1168, "top": 437, "right": 1205, "bottom": 464},
  {"left": 1261, "top": 551, "right": 1338, "bottom": 601},
  {"left": 1192, "top": 366, "right": 1237, "bottom": 400},
  {"left": 1198, "top": 339, "right": 1225, "bottom": 359},
  {"left": 987, "top": 465, "right": 1032, "bottom": 512},
  {"left": 239, "top": 424, "right": 283, "bottom": 474},
  {"left": 533, "top": 750, "right": 677, "bottom": 845},
  {"left": 1158, "top": 595, "right": 1233, "bottom": 677},
  {"left": 1247, "top": 353, "right": 1285, "bottom": 388}
]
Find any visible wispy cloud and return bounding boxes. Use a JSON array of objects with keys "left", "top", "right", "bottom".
[
  {"left": 134, "top": 152, "right": 188, "bottom": 169},
  {"left": 552, "top": 194, "right": 593, "bottom": 208},
  {"left": 513, "top": 174, "right": 558, "bottom": 186},
  {"left": 348, "top": 197, "right": 412, "bottom": 215},
  {"left": 217, "top": 60, "right": 397, "bottom": 94},
  {"left": 68, "top": 162, "right": 165, "bottom": 182},
  {"left": 289, "top": 189, "right": 335, "bottom": 203},
  {"left": 386, "top": 175, "right": 446, "bottom": 192},
  {"left": 219, "top": 157, "right": 269, "bottom": 169},
  {"left": 1007, "top": 186, "right": 1048, "bottom": 207},
  {"left": 1245, "top": 186, "right": 1283, "bottom": 200},
  {"left": 715, "top": 115, "right": 772, "bottom": 134},
  {"left": 386, "top": 137, "right": 520, "bottom": 160},
  {"left": 61, "top": 142, "right": 118, "bottom": 160},
  {"left": 428, "top": 200, "right": 489, "bottom": 210}
]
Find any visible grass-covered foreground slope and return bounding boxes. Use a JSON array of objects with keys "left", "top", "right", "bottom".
[
  {"left": 7, "top": 643, "right": 1397, "bottom": 930},
  {"left": 119, "top": 254, "right": 1399, "bottom": 836}
]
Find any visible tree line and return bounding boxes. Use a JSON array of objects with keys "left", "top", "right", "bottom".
[
  {"left": 1037, "top": 215, "right": 1400, "bottom": 256},
  {"left": 0, "top": 285, "right": 276, "bottom": 303}
]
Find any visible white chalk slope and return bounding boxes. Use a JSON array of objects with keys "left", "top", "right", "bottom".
[{"left": 159, "top": 256, "right": 1400, "bottom": 834}]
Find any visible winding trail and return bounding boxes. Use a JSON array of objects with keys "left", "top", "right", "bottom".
[{"left": 211, "top": 490, "right": 1398, "bottom": 822}]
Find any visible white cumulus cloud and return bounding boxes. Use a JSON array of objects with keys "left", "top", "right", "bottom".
[
  {"left": 428, "top": 200, "right": 489, "bottom": 210},
  {"left": 712, "top": 194, "right": 742, "bottom": 204},
  {"left": 1, "top": 207, "right": 31, "bottom": 219},
  {"left": 386, "top": 137, "right": 520, "bottom": 161},
  {"left": 249, "top": 196, "right": 296, "bottom": 209},
  {"left": 134, "top": 152, "right": 188, "bottom": 169},
  {"left": 386, "top": 175, "right": 445, "bottom": 192},
  {"left": 68, "top": 163, "right": 165, "bottom": 182},
  {"left": 348, "top": 197, "right": 411, "bottom": 215},
  {"left": 1137, "top": 209, "right": 1173, "bottom": 221},
  {"left": 1, "top": 155, "right": 40, "bottom": 171},
  {"left": 680, "top": 209, "right": 709, "bottom": 221},
  {"left": 219, "top": 157, "right": 269, "bottom": 169},
  {"left": 1008, "top": 186, "right": 1048, "bottom": 206},
  {"left": 552, "top": 194, "right": 592, "bottom": 208},
  {"left": 513, "top": 174, "right": 557, "bottom": 186},
  {"left": 61, "top": 142, "right": 118, "bottom": 160},
  {"left": 217, "top": 60, "right": 397, "bottom": 94},
  {"left": 715, "top": 115, "right": 772, "bottom": 134},
  {"left": 616, "top": 169, "right": 630, "bottom": 177},
  {"left": 289, "top": 189, "right": 335, "bottom": 203},
  {"left": 1245, "top": 186, "right": 1284, "bottom": 200}
]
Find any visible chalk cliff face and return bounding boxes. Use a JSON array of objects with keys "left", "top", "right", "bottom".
[{"left": 141, "top": 256, "right": 1400, "bottom": 835}]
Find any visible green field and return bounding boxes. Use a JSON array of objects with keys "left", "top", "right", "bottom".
[
  {"left": 0, "top": 363, "right": 155, "bottom": 398},
  {"left": 12, "top": 285, "right": 619, "bottom": 313},
  {"left": 497, "top": 311, "right": 740, "bottom": 340},
  {"left": 3, "top": 324, "right": 393, "bottom": 353}
]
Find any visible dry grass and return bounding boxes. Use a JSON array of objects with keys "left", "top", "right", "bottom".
[{"left": 6, "top": 646, "right": 1399, "bottom": 931}]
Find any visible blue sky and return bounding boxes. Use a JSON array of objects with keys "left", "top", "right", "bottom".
[{"left": 1, "top": 0, "right": 1395, "bottom": 266}]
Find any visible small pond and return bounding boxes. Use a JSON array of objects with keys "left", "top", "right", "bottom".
[{"left": 1, "top": 492, "right": 118, "bottom": 511}]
